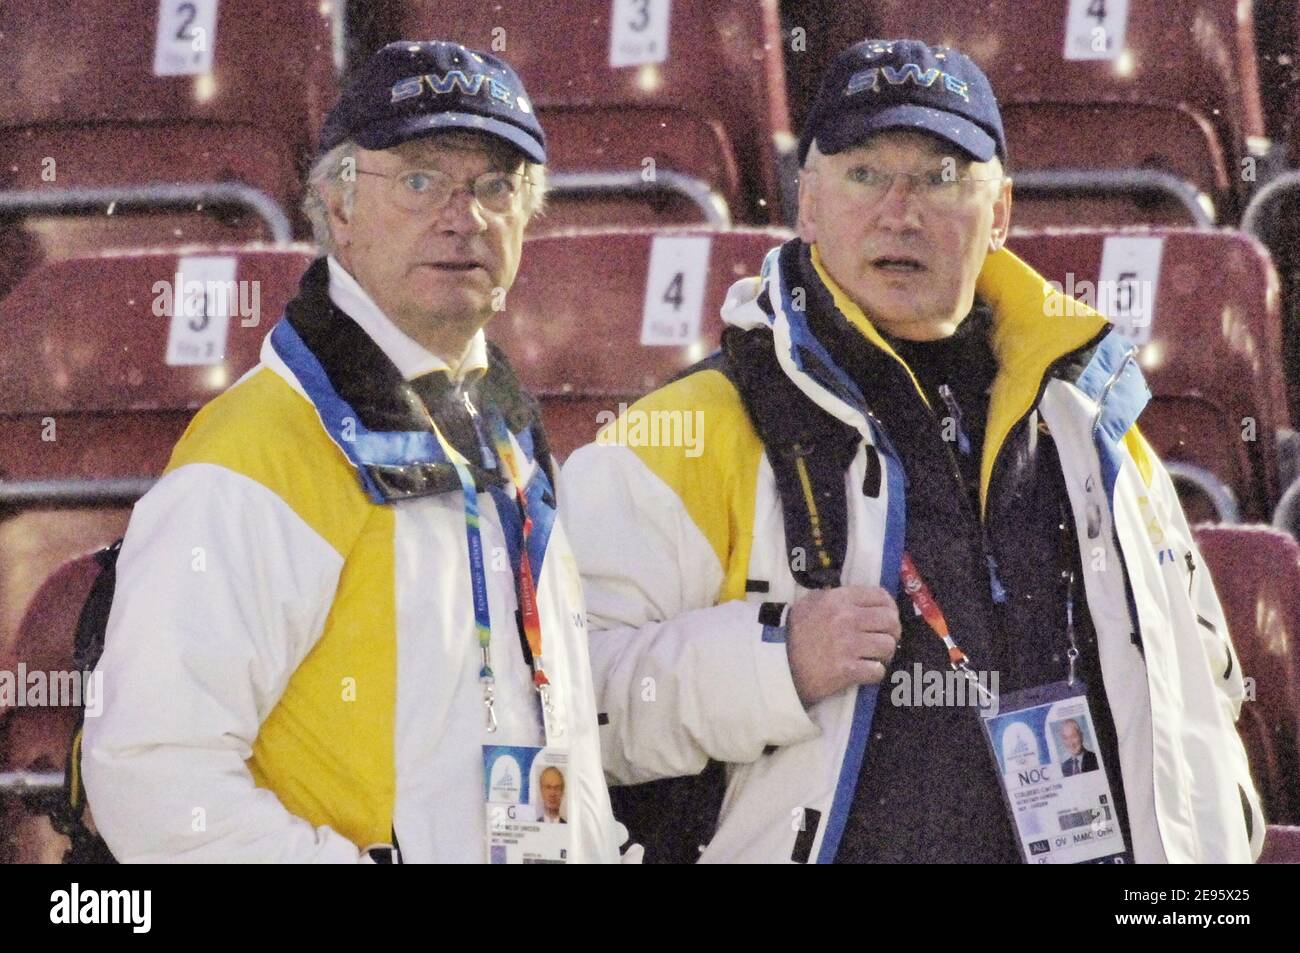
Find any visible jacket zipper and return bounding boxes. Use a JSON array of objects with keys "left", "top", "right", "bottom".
[{"left": 917, "top": 382, "right": 1008, "bottom": 606}]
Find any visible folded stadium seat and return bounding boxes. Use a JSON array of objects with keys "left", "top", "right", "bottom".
[
  {"left": 378, "top": 0, "right": 795, "bottom": 231},
  {"left": 0, "top": 0, "right": 339, "bottom": 294},
  {"left": 1243, "top": 10, "right": 1300, "bottom": 433},
  {"left": 793, "top": 0, "right": 1269, "bottom": 228},
  {"left": 0, "top": 552, "right": 103, "bottom": 863},
  {"left": 1006, "top": 228, "right": 1289, "bottom": 524},
  {"left": 0, "top": 246, "right": 315, "bottom": 663},
  {"left": 1194, "top": 525, "right": 1300, "bottom": 825},
  {"left": 490, "top": 227, "right": 793, "bottom": 458}
]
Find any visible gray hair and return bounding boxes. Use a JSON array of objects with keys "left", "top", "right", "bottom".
[{"left": 301, "top": 134, "right": 549, "bottom": 255}]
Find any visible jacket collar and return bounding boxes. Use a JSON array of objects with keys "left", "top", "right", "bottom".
[{"left": 269, "top": 257, "right": 541, "bottom": 504}]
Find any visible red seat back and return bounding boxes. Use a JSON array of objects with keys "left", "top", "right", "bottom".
[
  {"left": 491, "top": 227, "right": 792, "bottom": 457},
  {"left": 0, "top": 246, "right": 315, "bottom": 658},
  {"left": 0, "top": 551, "right": 104, "bottom": 864},
  {"left": 1261, "top": 826, "right": 1300, "bottom": 864},
  {"left": 381, "top": 1, "right": 792, "bottom": 231},
  {"left": 1194, "top": 525, "right": 1300, "bottom": 824},
  {"left": 1006, "top": 228, "right": 1288, "bottom": 522},
  {"left": 0, "top": 0, "right": 337, "bottom": 283}
]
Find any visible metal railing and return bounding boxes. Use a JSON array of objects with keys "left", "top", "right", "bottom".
[
  {"left": 1165, "top": 461, "right": 1241, "bottom": 524},
  {"left": 1272, "top": 476, "right": 1300, "bottom": 541},
  {"left": 1012, "top": 168, "right": 1215, "bottom": 228},
  {"left": 0, "top": 770, "right": 65, "bottom": 797},
  {"left": 1241, "top": 170, "right": 1300, "bottom": 241},
  {"left": 0, "top": 478, "right": 156, "bottom": 507},
  {"left": 0, "top": 183, "right": 294, "bottom": 244},
  {"left": 547, "top": 170, "right": 732, "bottom": 227}
]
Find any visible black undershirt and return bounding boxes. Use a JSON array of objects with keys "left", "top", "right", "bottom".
[{"left": 824, "top": 297, "right": 1133, "bottom": 863}]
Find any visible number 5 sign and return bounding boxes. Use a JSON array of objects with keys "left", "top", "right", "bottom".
[{"left": 1097, "top": 235, "right": 1163, "bottom": 345}]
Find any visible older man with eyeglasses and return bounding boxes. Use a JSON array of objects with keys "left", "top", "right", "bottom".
[
  {"left": 82, "top": 41, "right": 627, "bottom": 864},
  {"left": 561, "top": 39, "right": 1263, "bottom": 864}
]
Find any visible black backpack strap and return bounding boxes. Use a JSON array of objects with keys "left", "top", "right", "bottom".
[
  {"left": 46, "top": 540, "right": 121, "bottom": 864},
  {"left": 608, "top": 761, "right": 727, "bottom": 864}
]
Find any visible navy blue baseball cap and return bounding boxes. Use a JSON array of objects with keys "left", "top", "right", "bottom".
[
  {"left": 319, "top": 41, "right": 546, "bottom": 163},
  {"left": 799, "top": 39, "right": 1007, "bottom": 166}
]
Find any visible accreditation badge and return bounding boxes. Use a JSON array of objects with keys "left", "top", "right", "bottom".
[
  {"left": 482, "top": 745, "right": 573, "bottom": 864},
  {"left": 980, "top": 681, "right": 1131, "bottom": 864}
]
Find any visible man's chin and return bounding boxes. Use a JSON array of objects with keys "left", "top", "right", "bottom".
[{"left": 412, "top": 289, "right": 495, "bottom": 323}]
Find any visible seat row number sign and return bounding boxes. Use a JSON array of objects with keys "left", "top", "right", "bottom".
[
  {"left": 1097, "top": 235, "right": 1164, "bottom": 346},
  {"left": 641, "top": 235, "right": 710, "bottom": 346},
  {"left": 1064, "top": 0, "right": 1129, "bottom": 61},
  {"left": 610, "top": 0, "right": 671, "bottom": 68},
  {"left": 154, "top": 0, "right": 219, "bottom": 76},
  {"left": 165, "top": 255, "right": 237, "bottom": 366}
]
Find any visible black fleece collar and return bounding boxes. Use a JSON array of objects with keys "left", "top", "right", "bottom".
[{"left": 282, "top": 257, "right": 544, "bottom": 499}]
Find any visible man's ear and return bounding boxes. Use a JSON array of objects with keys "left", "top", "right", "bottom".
[
  {"left": 325, "top": 186, "right": 353, "bottom": 249},
  {"left": 796, "top": 167, "right": 818, "bottom": 244},
  {"left": 989, "top": 177, "right": 1013, "bottom": 252}
]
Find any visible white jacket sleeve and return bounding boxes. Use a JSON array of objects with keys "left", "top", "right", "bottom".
[
  {"left": 81, "top": 463, "right": 367, "bottom": 863},
  {"left": 560, "top": 444, "right": 818, "bottom": 786}
]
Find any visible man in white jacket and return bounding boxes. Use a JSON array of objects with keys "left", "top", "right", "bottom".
[
  {"left": 561, "top": 39, "right": 1264, "bottom": 863},
  {"left": 82, "top": 41, "right": 625, "bottom": 863}
]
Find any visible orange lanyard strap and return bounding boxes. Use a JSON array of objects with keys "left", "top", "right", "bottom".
[
  {"left": 486, "top": 413, "right": 547, "bottom": 690},
  {"left": 899, "top": 551, "right": 970, "bottom": 669}
]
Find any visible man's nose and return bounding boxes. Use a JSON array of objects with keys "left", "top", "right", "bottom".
[
  {"left": 873, "top": 174, "right": 924, "bottom": 229},
  {"left": 434, "top": 187, "right": 488, "bottom": 234}
]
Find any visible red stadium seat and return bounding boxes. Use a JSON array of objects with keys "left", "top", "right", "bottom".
[
  {"left": 1243, "top": 9, "right": 1300, "bottom": 430},
  {"left": 0, "top": 245, "right": 315, "bottom": 660},
  {"left": 491, "top": 226, "right": 793, "bottom": 458},
  {"left": 794, "top": 1, "right": 1269, "bottom": 227},
  {"left": 379, "top": 1, "right": 794, "bottom": 231},
  {"left": 1261, "top": 825, "right": 1300, "bottom": 864},
  {"left": 0, "top": 0, "right": 338, "bottom": 291},
  {"left": 1194, "top": 525, "right": 1300, "bottom": 825},
  {"left": 0, "top": 551, "right": 103, "bottom": 864},
  {"left": 1006, "top": 228, "right": 1289, "bottom": 523}
]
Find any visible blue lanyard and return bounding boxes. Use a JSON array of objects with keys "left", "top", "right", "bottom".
[{"left": 423, "top": 395, "right": 557, "bottom": 738}]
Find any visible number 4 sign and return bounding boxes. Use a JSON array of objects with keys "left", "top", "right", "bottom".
[
  {"left": 640, "top": 236, "right": 711, "bottom": 346},
  {"left": 1064, "top": 0, "right": 1129, "bottom": 61}
]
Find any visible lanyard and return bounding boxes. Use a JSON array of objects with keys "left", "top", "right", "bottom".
[
  {"left": 899, "top": 548, "right": 1081, "bottom": 702},
  {"left": 420, "top": 387, "right": 557, "bottom": 737},
  {"left": 483, "top": 413, "right": 554, "bottom": 714},
  {"left": 898, "top": 552, "right": 997, "bottom": 706}
]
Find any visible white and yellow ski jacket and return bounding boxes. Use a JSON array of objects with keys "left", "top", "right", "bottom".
[
  {"left": 561, "top": 242, "right": 1264, "bottom": 864},
  {"left": 83, "top": 259, "right": 625, "bottom": 863}
]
